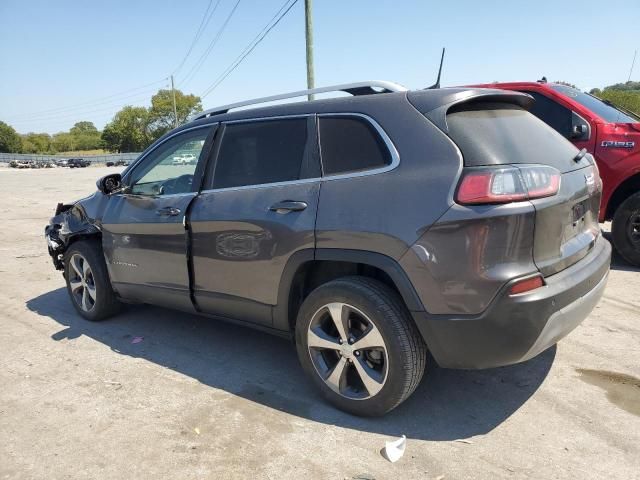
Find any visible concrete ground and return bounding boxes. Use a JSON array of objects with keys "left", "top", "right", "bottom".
[{"left": 0, "top": 165, "right": 638, "bottom": 480}]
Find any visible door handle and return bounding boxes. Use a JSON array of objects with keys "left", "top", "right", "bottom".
[
  {"left": 269, "top": 201, "right": 308, "bottom": 214},
  {"left": 156, "top": 207, "right": 181, "bottom": 216}
]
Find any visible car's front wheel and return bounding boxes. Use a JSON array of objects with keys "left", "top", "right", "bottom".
[
  {"left": 63, "top": 240, "right": 121, "bottom": 321},
  {"left": 612, "top": 192, "right": 640, "bottom": 267},
  {"left": 295, "top": 277, "right": 427, "bottom": 416}
]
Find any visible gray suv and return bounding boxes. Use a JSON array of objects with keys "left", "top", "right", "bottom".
[{"left": 45, "top": 81, "right": 611, "bottom": 416}]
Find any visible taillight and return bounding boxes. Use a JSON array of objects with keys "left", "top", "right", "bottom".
[{"left": 456, "top": 165, "right": 561, "bottom": 205}]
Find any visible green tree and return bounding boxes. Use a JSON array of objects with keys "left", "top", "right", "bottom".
[
  {"left": 70, "top": 121, "right": 99, "bottom": 135},
  {"left": 148, "top": 89, "right": 202, "bottom": 140},
  {"left": 602, "top": 81, "right": 640, "bottom": 92},
  {"left": 0, "top": 121, "right": 22, "bottom": 153},
  {"left": 102, "top": 106, "right": 151, "bottom": 153},
  {"left": 52, "top": 132, "right": 76, "bottom": 152},
  {"left": 589, "top": 81, "right": 640, "bottom": 115},
  {"left": 69, "top": 121, "right": 101, "bottom": 150},
  {"left": 21, "top": 133, "right": 52, "bottom": 153},
  {"left": 598, "top": 90, "right": 640, "bottom": 115}
]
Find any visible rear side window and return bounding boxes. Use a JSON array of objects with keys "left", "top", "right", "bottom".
[
  {"left": 212, "top": 118, "right": 308, "bottom": 189},
  {"left": 446, "top": 103, "right": 580, "bottom": 173},
  {"left": 524, "top": 91, "right": 572, "bottom": 138},
  {"left": 319, "top": 116, "right": 391, "bottom": 175}
]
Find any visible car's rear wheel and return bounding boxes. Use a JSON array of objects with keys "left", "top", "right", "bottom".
[
  {"left": 295, "top": 277, "right": 427, "bottom": 416},
  {"left": 612, "top": 192, "right": 640, "bottom": 267},
  {"left": 63, "top": 240, "right": 121, "bottom": 321}
]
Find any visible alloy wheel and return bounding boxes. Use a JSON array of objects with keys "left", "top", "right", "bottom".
[
  {"left": 307, "top": 302, "right": 388, "bottom": 400},
  {"left": 68, "top": 253, "right": 97, "bottom": 312},
  {"left": 628, "top": 212, "right": 640, "bottom": 245}
]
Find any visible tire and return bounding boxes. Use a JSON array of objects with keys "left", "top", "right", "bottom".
[
  {"left": 63, "top": 240, "right": 121, "bottom": 321},
  {"left": 295, "top": 276, "right": 427, "bottom": 416},
  {"left": 611, "top": 191, "right": 640, "bottom": 267}
]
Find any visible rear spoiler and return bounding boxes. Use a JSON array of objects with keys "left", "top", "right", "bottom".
[{"left": 408, "top": 88, "right": 535, "bottom": 133}]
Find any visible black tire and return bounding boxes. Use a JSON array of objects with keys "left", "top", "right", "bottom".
[
  {"left": 611, "top": 191, "right": 640, "bottom": 267},
  {"left": 63, "top": 240, "right": 121, "bottom": 321},
  {"left": 295, "top": 276, "right": 427, "bottom": 416}
]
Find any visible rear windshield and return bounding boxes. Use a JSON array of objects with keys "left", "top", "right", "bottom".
[{"left": 446, "top": 103, "right": 583, "bottom": 173}]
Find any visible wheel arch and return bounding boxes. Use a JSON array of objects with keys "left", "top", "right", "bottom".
[
  {"left": 606, "top": 171, "right": 640, "bottom": 220},
  {"left": 274, "top": 249, "right": 425, "bottom": 332}
]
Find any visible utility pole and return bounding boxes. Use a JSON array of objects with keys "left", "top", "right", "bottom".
[
  {"left": 170, "top": 75, "right": 178, "bottom": 127},
  {"left": 304, "top": 0, "right": 315, "bottom": 101}
]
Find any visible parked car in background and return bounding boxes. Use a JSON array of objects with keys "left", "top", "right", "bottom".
[
  {"left": 106, "top": 160, "right": 129, "bottom": 167},
  {"left": 45, "top": 81, "right": 610, "bottom": 416},
  {"left": 469, "top": 79, "right": 640, "bottom": 266},
  {"left": 67, "top": 158, "right": 90, "bottom": 168},
  {"left": 172, "top": 153, "right": 197, "bottom": 165},
  {"left": 9, "top": 160, "right": 32, "bottom": 169}
]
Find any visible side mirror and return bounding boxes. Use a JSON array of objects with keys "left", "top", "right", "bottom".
[
  {"left": 571, "top": 124, "right": 588, "bottom": 139},
  {"left": 570, "top": 112, "right": 591, "bottom": 141},
  {"left": 96, "top": 173, "right": 125, "bottom": 195}
]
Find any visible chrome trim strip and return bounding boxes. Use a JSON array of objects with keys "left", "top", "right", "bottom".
[
  {"left": 192, "top": 80, "right": 408, "bottom": 120},
  {"left": 199, "top": 112, "right": 399, "bottom": 194}
]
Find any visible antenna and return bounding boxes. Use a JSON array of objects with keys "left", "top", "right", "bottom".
[
  {"left": 627, "top": 49, "right": 637, "bottom": 83},
  {"left": 426, "top": 48, "right": 446, "bottom": 89}
]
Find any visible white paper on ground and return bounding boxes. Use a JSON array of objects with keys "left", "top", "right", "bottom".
[{"left": 383, "top": 435, "right": 406, "bottom": 463}]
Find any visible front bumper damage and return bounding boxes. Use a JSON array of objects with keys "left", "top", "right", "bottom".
[{"left": 44, "top": 201, "right": 100, "bottom": 270}]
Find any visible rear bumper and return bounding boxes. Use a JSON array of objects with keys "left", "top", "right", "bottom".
[{"left": 412, "top": 235, "right": 611, "bottom": 369}]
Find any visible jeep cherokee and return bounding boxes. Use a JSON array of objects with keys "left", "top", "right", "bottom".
[{"left": 45, "top": 81, "right": 611, "bottom": 416}]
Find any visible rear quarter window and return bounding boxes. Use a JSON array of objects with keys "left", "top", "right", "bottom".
[
  {"left": 318, "top": 116, "right": 391, "bottom": 175},
  {"left": 446, "top": 103, "right": 581, "bottom": 173}
]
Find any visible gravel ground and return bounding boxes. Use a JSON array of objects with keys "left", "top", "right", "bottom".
[{"left": 0, "top": 166, "right": 639, "bottom": 480}]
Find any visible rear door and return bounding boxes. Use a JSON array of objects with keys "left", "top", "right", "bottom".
[
  {"left": 101, "top": 125, "right": 216, "bottom": 310},
  {"left": 189, "top": 116, "right": 321, "bottom": 326}
]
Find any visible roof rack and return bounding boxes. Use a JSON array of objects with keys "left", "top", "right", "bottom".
[{"left": 191, "top": 80, "right": 408, "bottom": 121}]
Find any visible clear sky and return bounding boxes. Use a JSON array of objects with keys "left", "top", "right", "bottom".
[{"left": 1, "top": 0, "right": 638, "bottom": 134}]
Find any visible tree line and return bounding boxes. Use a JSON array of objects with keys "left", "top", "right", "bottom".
[
  {"left": 0, "top": 89, "right": 202, "bottom": 154},
  {"left": 590, "top": 81, "right": 640, "bottom": 114}
]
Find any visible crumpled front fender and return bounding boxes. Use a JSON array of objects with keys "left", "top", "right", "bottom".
[{"left": 44, "top": 194, "right": 104, "bottom": 270}]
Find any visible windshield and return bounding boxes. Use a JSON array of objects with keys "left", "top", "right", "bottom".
[{"left": 550, "top": 84, "right": 640, "bottom": 123}]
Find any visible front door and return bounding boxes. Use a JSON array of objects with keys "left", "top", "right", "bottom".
[
  {"left": 102, "top": 125, "right": 216, "bottom": 311},
  {"left": 189, "top": 116, "right": 321, "bottom": 326}
]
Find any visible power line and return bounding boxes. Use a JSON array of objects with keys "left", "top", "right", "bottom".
[
  {"left": 5, "top": 87, "right": 162, "bottom": 124},
  {"left": 6, "top": 78, "right": 168, "bottom": 120},
  {"left": 201, "top": 0, "right": 299, "bottom": 99},
  {"left": 178, "top": 0, "right": 242, "bottom": 88},
  {"left": 8, "top": 91, "right": 156, "bottom": 126},
  {"left": 172, "top": 0, "right": 222, "bottom": 75}
]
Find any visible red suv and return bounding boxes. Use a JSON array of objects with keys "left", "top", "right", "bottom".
[{"left": 470, "top": 80, "right": 640, "bottom": 266}]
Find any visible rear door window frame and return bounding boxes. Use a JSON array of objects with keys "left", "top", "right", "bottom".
[
  {"left": 202, "top": 112, "right": 400, "bottom": 191},
  {"left": 203, "top": 114, "right": 320, "bottom": 192}
]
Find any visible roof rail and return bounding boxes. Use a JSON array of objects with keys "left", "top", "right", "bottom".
[{"left": 191, "top": 80, "right": 408, "bottom": 121}]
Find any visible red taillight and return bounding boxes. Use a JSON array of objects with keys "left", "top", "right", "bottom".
[
  {"left": 456, "top": 165, "right": 561, "bottom": 205},
  {"left": 509, "top": 275, "right": 545, "bottom": 295}
]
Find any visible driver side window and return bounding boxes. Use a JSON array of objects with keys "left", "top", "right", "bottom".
[{"left": 130, "top": 126, "right": 212, "bottom": 196}]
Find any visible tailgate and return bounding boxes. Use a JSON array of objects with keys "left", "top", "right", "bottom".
[
  {"left": 439, "top": 99, "right": 602, "bottom": 276},
  {"left": 531, "top": 164, "right": 601, "bottom": 276}
]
